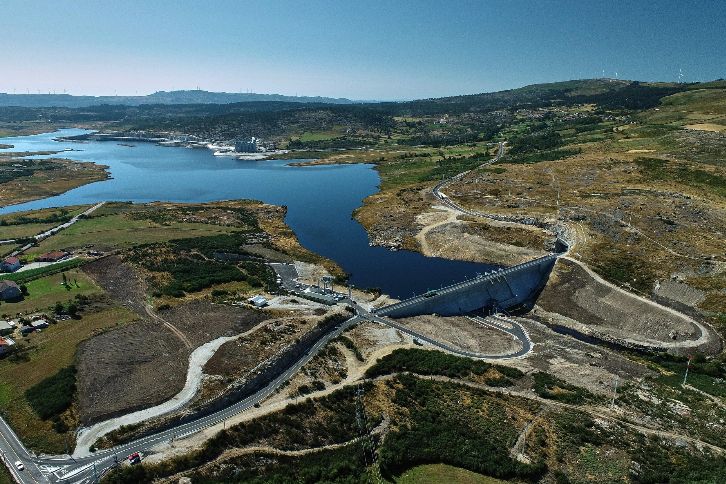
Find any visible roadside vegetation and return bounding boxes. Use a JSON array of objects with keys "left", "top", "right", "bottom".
[
  {"left": 102, "top": 370, "right": 726, "bottom": 484},
  {"left": 25, "top": 366, "right": 76, "bottom": 421},
  {"left": 365, "top": 348, "right": 523, "bottom": 386}
]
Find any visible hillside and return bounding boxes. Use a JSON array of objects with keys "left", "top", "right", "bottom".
[{"left": 0, "top": 90, "right": 356, "bottom": 108}]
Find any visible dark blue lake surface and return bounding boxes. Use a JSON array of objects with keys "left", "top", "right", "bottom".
[{"left": 0, "top": 129, "right": 495, "bottom": 298}]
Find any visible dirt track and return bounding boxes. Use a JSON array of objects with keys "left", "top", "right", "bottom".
[
  {"left": 536, "top": 258, "right": 720, "bottom": 354},
  {"left": 396, "top": 314, "right": 521, "bottom": 354},
  {"left": 77, "top": 257, "right": 269, "bottom": 424}
]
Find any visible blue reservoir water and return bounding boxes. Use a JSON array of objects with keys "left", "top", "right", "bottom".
[{"left": 0, "top": 129, "right": 496, "bottom": 299}]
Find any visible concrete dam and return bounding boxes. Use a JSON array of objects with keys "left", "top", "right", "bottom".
[{"left": 376, "top": 254, "right": 558, "bottom": 318}]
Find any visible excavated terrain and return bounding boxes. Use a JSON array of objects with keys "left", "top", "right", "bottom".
[{"left": 396, "top": 315, "right": 522, "bottom": 354}]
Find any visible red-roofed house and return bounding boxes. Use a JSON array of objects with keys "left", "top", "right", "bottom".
[
  {"left": 36, "top": 251, "right": 69, "bottom": 263},
  {"left": 0, "top": 257, "right": 21, "bottom": 273},
  {"left": 0, "top": 337, "right": 16, "bottom": 355}
]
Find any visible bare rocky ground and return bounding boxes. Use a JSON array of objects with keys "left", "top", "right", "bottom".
[
  {"left": 508, "top": 317, "right": 653, "bottom": 396},
  {"left": 396, "top": 314, "right": 521, "bottom": 354},
  {"left": 203, "top": 316, "right": 314, "bottom": 379},
  {"left": 536, "top": 258, "right": 720, "bottom": 354},
  {"left": 76, "top": 256, "right": 269, "bottom": 424},
  {"left": 82, "top": 255, "right": 147, "bottom": 316},
  {"left": 76, "top": 320, "right": 189, "bottom": 424},
  {"left": 157, "top": 301, "right": 267, "bottom": 348}
]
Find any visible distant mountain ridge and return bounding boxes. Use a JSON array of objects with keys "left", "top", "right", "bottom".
[{"left": 0, "top": 90, "right": 357, "bottom": 108}]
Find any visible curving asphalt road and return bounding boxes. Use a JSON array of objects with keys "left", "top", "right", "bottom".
[
  {"left": 0, "top": 313, "right": 362, "bottom": 483},
  {"left": 0, "top": 302, "right": 532, "bottom": 483},
  {"left": 365, "top": 310, "right": 532, "bottom": 360}
]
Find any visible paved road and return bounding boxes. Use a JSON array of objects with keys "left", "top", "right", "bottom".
[
  {"left": 432, "top": 142, "right": 504, "bottom": 217},
  {"left": 363, "top": 310, "right": 532, "bottom": 360},
  {"left": 6, "top": 203, "right": 105, "bottom": 258},
  {"left": 0, "top": 311, "right": 363, "bottom": 483}
]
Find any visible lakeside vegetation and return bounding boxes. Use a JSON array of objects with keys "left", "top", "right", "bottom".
[{"left": 0, "top": 150, "right": 108, "bottom": 207}]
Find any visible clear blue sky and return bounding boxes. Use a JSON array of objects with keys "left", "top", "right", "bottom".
[{"left": 2, "top": 0, "right": 724, "bottom": 99}]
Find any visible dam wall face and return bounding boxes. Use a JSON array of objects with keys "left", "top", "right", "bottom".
[{"left": 377, "top": 255, "right": 557, "bottom": 318}]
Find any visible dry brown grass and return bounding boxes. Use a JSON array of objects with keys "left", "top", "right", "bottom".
[
  {"left": 0, "top": 156, "right": 108, "bottom": 207},
  {"left": 0, "top": 306, "right": 137, "bottom": 452}
]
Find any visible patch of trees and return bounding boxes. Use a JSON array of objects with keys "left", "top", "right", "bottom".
[
  {"left": 297, "top": 380, "right": 326, "bottom": 396},
  {"left": 646, "top": 352, "right": 726, "bottom": 387},
  {"left": 103, "top": 444, "right": 369, "bottom": 484},
  {"left": 425, "top": 151, "right": 491, "bottom": 180},
  {"left": 0, "top": 209, "right": 72, "bottom": 226},
  {"left": 152, "top": 258, "right": 246, "bottom": 297},
  {"left": 316, "top": 312, "right": 351, "bottom": 329},
  {"left": 532, "top": 372, "right": 592, "bottom": 404},
  {"left": 509, "top": 130, "right": 563, "bottom": 155},
  {"left": 287, "top": 136, "right": 371, "bottom": 150},
  {"left": 552, "top": 411, "right": 604, "bottom": 452},
  {"left": 335, "top": 335, "right": 364, "bottom": 361},
  {"left": 131, "top": 206, "right": 260, "bottom": 230},
  {"left": 53, "top": 294, "right": 90, "bottom": 317},
  {"left": 365, "top": 348, "right": 523, "bottom": 384},
  {"left": 401, "top": 131, "right": 480, "bottom": 148},
  {"left": 128, "top": 232, "right": 280, "bottom": 296},
  {"left": 378, "top": 375, "right": 546, "bottom": 481},
  {"left": 505, "top": 148, "right": 581, "bottom": 164},
  {"left": 25, "top": 366, "right": 76, "bottom": 420},
  {"left": 571, "top": 81, "right": 688, "bottom": 110},
  {"left": 630, "top": 437, "right": 726, "bottom": 483},
  {"left": 169, "top": 232, "right": 255, "bottom": 257},
  {"left": 0, "top": 159, "right": 60, "bottom": 184}
]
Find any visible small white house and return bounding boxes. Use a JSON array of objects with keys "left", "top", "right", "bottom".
[
  {"left": 30, "top": 320, "right": 49, "bottom": 329},
  {"left": 248, "top": 295, "right": 268, "bottom": 308},
  {"left": 0, "top": 320, "right": 14, "bottom": 336}
]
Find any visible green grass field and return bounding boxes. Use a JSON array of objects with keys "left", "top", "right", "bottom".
[
  {"left": 0, "top": 306, "right": 137, "bottom": 452},
  {"left": 297, "top": 130, "right": 341, "bottom": 142},
  {"left": 25, "top": 214, "right": 239, "bottom": 254},
  {"left": 0, "top": 205, "right": 90, "bottom": 241},
  {"left": 1, "top": 269, "right": 101, "bottom": 315},
  {"left": 393, "top": 464, "right": 506, "bottom": 484},
  {"left": 0, "top": 222, "right": 56, "bottom": 240},
  {"left": 643, "top": 88, "right": 726, "bottom": 126}
]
